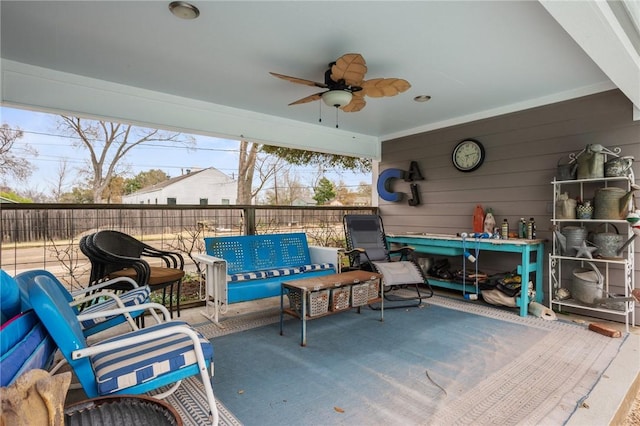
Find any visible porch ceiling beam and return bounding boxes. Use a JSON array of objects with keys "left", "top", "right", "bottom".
[
  {"left": 540, "top": 0, "right": 640, "bottom": 116},
  {"left": 0, "top": 60, "right": 381, "bottom": 160}
]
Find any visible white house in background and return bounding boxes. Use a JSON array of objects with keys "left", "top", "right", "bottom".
[{"left": 122, "top": 167, "right": 237, "bottom": 205}]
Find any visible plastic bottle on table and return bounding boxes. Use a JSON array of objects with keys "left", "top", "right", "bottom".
[
  {"left": 518, "top": 218, "right": 526, "bottom": 239},
  {"left": 501, "top": 219, "right": 509, "bottom": 239},
  {"left": 527, "top": 217, "right": 536, "bottom": 240}
]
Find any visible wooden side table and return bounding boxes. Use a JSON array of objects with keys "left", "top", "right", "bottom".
[{"left": 280, "top": 270, "right": 383, "bottom": 346}]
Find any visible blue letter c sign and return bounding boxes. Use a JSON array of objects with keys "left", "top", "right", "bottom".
[{"left": 377, "top": 168, "right": 405, "bottom": 202}]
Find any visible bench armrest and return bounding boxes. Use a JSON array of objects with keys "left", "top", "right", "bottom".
[{"left": 309, "top": 246, "right": 342, "bottom": 272}]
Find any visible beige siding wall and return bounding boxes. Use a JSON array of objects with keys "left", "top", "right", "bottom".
[{"left": 379, "top": 90, "right": 639, "bottom": 323}]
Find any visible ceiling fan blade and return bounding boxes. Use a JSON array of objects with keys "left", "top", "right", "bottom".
[
  {"left": 361, "top": 78, "right": 411, "bottom": 98},
  {"left": 341, "top": 92, "right": 366, "bottom": 112},
  {"left": 288, "top": 92, "right": 324, "bottom": 106},
  {"left": 331, "top": 53, "right": 367, "bottom": 86},
  {"left": 269, "top": 72, "right": 327, "bottom": 88}
]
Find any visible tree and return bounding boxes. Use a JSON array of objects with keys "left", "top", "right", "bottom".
[
  {"left": 313, "top": 177, "right": 335, "bottom": 205},
  {"left": 237, "top": 141, "right": 372, "bottom": 205},
  {"left": 59, "top": 186, "right": 94, "bottom": 204},
  {"left": 236, "top": 140, "right": 259, "bottom": 204},
  {"left": 51, "top": 159, "right": 73, "bottom": 202},
  {"left": 261, "top": 146, "right": 371, "bottom": 173},
  {"left": 124, "top": 169, "right": 169, "bottom": 195},
  {"left": 334, "top": 180, "right": 357, "bottom": 205},
  {"left": 103, "top": 176, "right": 126, "bottom": 203},
  {"left": 0, "top": 124, "right": 37, "bottom": 182},
  {"left": 357, "top": 181, "right": 372, "bottom": 198},
  {"left": 57, "top": 116, "right": 194, "bottom": 203},
  {"left": 262, "top": 170, "right": 309, "bottom": 205}
]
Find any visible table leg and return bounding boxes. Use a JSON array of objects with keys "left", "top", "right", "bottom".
[
  {"left": 380, "top": 278, "right": 384, "bottom": 322},
  {"left": 535, "top": 244, "right": 544, "bottom": 303},
  {"left": 301, "top": 289, "right": 307, "bottom": 346},
  {"left": 518, "top": 245, "right": 536, "bottom": 317},
  {"left": 280, "top": 285, "right": 284, "bottom": 336}
]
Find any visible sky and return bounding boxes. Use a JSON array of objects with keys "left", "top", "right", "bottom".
[{"left": 0, "top": 106, "right": 371, "bottom": 196}]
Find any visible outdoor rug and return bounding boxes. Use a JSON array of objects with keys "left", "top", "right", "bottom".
[{"left": 188, "top": 295, "right": 626, "bottom": 426}]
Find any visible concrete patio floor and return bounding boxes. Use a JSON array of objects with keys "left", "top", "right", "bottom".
[{"left": 71, "top": 289, "right": 640, "bottom": 425}]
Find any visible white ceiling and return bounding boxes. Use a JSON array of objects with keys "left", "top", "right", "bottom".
[{"left": 1, "top": 1, "right": 638, "bottom": 159}]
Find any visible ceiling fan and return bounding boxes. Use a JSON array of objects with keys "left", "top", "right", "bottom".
[{"left": 269, "top": 53, "right": 411, "bottom": 112}]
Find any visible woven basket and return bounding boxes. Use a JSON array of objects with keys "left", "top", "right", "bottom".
[
  {"left": 330, "top": 287, "right": 351, "bottom": 311},
  {"left": 351, "top": 283, "right": 370, "bottom": 307},
  {"left": 287, "top": 288, "right": 330, "bottom": 317},
  {"left": 367, "top": 279, "right": 380, "bottom": 301}
]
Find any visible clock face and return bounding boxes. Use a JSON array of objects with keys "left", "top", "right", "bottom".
[{"left": 452, "top": 139, "right": 485, "bottom": 172}]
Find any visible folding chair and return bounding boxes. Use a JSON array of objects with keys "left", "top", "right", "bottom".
[
  {"left": 343, "top": 214, "right": 433, "bottom": 309},
  {"left": 26, "top": 271, "right": 219, "bottom": 425},
  {"left": 13, "top": 269, "right": 155, "bottom": 338}
]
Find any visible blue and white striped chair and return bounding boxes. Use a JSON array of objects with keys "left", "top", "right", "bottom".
[
  {"left": 26, "top": 271, "right": 219, "bottom": 425},
  {"left": 14, "top": 269, "right": 155, "bottom": 337}
]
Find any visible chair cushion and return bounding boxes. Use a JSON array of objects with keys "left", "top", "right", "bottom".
[
  {"left": 109, "top": 267, "right": 184, "bottom": 286},
  {"left": 227, "top": 263, "right": 334, "bottom": 282},
  {"left": 300, "top": 263, "right": 334, "bottom": 272},
  {"left": 0, "top": 311, "right": 56, "bottom": 387},
  {"left": 372, "top": 261, "right": 424, "bottom": 286},
  {"left": 91, "top": 320, "right": 213, "bottom": 395},
  {"left": 78, "top": 286, "right": 151, "bottom": 330}
]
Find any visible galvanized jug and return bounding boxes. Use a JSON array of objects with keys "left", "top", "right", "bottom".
[
  {"left": 560, "top": 226, "right": 587, "bottom": 256},
  {"left": 556, "top": 157, "right": 577, "bottom": 180},
  {"left": 604, "top": 156, "right": 634, "bottom": 177},
  {"left": 571, "top": 262, "right": 603, "bottom": 305},
  {"left": 590, "top": 224, "right": 624, "bottom": 258},
  {"left": 593, "top": 187, "right": 636, "bottom": 220},
  {"left": 576, "top": 144, "right": 605, "bottom": 179}
]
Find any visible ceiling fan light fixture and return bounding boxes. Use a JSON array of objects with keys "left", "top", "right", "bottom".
[
  {"left": 169, "top": 1, "right": 200, "bottom": 19},
  {"left": 321, "top": 90, "right": 353, "bottom": 108}
]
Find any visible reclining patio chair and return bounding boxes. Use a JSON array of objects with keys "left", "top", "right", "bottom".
[
  {"left": 25, "top": 271, "right": 219, "bottom": 425},
  {"left": 87, "top": 230, "right": 185, "bottom": 317},
  {"left": 13, "top": 269, "right": 157, "bottom": 338},
  {"left": 343, "top": 214, "right": 433, "bottom": 309}
]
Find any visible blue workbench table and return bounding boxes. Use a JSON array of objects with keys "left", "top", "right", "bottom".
[{"left": 385, "top": 233, "right": 545, "bottom": 317}]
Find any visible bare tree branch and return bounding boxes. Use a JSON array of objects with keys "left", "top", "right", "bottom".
[
  {"left": 57, "top": 116, "right": 194, "bottom": 202},
  {"left": 0, "top": 124, "right": 37, "bottom": 182}
]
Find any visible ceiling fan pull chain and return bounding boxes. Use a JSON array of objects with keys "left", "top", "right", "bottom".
[
  {"left": 335, "top": 107, "right": 339, "bottom": 128},
  {"left": 318, "top": 101, "right": 322, "bottom": 123}
]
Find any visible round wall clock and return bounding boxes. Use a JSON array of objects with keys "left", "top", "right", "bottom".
[{"left": 452, "top": 138, "right": 485, "bottom": 172}]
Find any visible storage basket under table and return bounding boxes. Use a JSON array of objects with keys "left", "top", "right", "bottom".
[
  {"left": 330, "top": 286, "right": 351, "bottom": 311},
  {"left": 287, "top": 288, "right": 330, "bottom": 317},
  {"left": 366, "top": 277, "right": 380, "bottom": 301},
  {"left": 351, "top": 282, "right": 370, "bottom": 307},
  {"left": 351, "top": 277, "right": 381, "bottom": 307}
]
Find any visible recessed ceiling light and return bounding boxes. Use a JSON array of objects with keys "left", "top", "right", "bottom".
[
  {"left": 414, "top": 95, "right": 431, "bottom": 102},
  {"left": 169, "top": 1, "right": 200, "bottom": 19}
]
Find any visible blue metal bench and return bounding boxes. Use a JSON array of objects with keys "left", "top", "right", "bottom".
[{"left": 200, "top": 233, "right": 340, "bottom": 323}]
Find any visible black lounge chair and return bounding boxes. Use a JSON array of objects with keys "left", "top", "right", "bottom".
[{"left": 343, "top": 214, "right": 433, "bottom": 309}]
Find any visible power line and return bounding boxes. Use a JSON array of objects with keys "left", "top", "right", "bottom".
[{"left": 9, "top": 127, "right": 239, "bottom": 153}]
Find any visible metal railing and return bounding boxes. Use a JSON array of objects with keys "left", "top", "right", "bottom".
[{"left": 1, "top": 203, "right": 376, "bottom": 288}]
